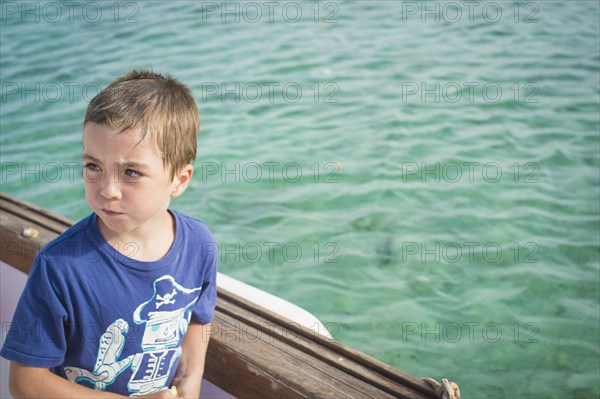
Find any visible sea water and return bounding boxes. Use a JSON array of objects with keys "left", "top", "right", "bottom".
[{"left": 1, "top": 1, "right": 598, "bottom": 398}]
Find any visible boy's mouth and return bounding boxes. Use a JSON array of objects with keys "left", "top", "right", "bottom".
[{"left": 102, "top": 209, "right": 124, "bottom": 216}]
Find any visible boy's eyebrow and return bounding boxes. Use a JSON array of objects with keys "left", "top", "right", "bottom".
[
  {"left": 123, "top": 161, "right": 151, "bottom": 170},
  {"left": 82, "top": 153, "right": 150, "bottom": 170},
  {"left": 82, "top": 152, "right": 100, "bottom": 162}
]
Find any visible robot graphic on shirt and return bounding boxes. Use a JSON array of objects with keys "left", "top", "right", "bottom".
[{"left": 64, "top": 275, "right": 202, "bottom": 395}]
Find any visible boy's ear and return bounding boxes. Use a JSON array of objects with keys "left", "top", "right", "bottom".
[{"left": 170, "top": 164, "right": 194, "bottom": 198}]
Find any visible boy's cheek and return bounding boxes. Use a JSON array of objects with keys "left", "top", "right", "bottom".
[{"left": 82, "top": 183, "right": 95, "bottom": 196}]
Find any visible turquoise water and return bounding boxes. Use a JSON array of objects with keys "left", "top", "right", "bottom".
[{"left": 1, "top": 1, "right": 599, "bottom": 397}]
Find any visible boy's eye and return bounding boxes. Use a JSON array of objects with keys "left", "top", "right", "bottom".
[
  {"left": 125, "top": 169, "right": 142, "bottom": 178},
  {"left": 84, "top": 163, "right": 101, "bottom": 172}
]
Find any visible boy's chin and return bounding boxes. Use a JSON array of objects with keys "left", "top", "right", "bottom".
[{"left": 96, "top": 215, "right": 133, "bottom": 237}]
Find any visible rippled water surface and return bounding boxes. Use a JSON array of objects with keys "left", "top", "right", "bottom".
[{"left": 1, "top": 1, "right": 599, "bottom": 398}]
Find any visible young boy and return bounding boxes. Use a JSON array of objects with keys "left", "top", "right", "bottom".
[{"left": 1, "top": 70, "right": 217, "bottom": 398}]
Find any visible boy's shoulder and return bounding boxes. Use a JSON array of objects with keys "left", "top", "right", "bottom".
[
  {"left": 39, "top": 213, "right": 96, "bottom": 258},
  {"left": 171, "top": 209, "right": 216, "bottom": 244}
]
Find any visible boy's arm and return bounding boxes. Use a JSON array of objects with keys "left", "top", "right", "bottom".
[
  {"left": 9, "top": 362, "right": 174, "bottom": 399},
  {"left": 171, "top": 322, "right": 212, "bottom": 399}
]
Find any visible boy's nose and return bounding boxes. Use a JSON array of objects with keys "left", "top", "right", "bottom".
[{"left": 100, "top": 176, "right": 122, "bottom": 200}]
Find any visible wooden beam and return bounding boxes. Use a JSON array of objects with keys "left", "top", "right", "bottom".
[{"left": 0, "top": 192, "right": 441, "bottom": 399}]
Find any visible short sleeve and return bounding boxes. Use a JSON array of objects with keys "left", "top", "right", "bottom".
[
  {"left": 191, "top": 244, "right": 218, "bottom": 324},
  {"left": 0, "top": 253, "right": 68, "bottom": 367}
]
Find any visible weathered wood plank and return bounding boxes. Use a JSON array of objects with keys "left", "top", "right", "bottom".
[
  {"left": 211, "top": 311, "right": 380, "bottom": 398},
  {"left": 218, "top": 288, "right": 434, "bottom": 396},
  {"left": 0, "top": 192, "right": 441, "bottom": 399},
  {"left": 215, "top": 298, "right": 424, "bottom": 399}
]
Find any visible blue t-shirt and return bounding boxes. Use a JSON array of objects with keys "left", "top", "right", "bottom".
[{"left": 1, "top": 210, "right": 218, "bottom": 396}]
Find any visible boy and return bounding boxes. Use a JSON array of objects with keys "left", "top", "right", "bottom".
[{"left": 1, "top": 70, "right": 217, "bottom": 398}]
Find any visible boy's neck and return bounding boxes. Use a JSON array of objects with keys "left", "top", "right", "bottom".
[{"left": 97, "top": 211, "right": 176, "bottom": 262}]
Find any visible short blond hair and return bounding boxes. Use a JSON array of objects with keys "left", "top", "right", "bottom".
[{"left": 83, "top": 69, "right": 200, "bottom": 180}]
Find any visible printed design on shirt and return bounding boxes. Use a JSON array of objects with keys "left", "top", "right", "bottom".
[
  {"left": 64, "top": 275, "right": 202, "bottom": 395},
  {"left": 64, "top": 318, "right": 134, "bottom": 390}
]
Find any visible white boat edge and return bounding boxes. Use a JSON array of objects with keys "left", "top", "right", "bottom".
[{"left": 217, "top": 272, "right": 333, "bottom": 339}]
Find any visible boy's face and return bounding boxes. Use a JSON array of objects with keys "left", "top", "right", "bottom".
[{"left": 82, "top": 123, "right": 191, "bottom": 241}]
